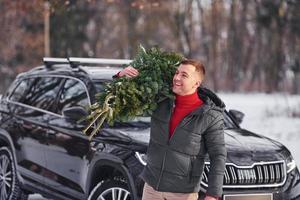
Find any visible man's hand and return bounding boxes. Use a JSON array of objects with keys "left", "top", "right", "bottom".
[
  {"left": 204, "top": 195, "right": 218, "bottom": 200},
  {"left": 119, "top": 66, "right": 139, "bottom": 78}
]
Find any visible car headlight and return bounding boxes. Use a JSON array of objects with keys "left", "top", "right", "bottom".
[
  {"left": 286, "top": 155, "right": 297, "bottom": 173},
  {"left": 135, "top": 152, "right": 147, "bottom": 166}
]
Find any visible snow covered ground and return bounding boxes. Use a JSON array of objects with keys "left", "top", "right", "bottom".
[{"left": 28, "top": 93, "right": 300, "bottom": 199}]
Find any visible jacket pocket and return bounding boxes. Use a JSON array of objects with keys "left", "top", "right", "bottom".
[{"left": 163, "top": 150, "right": 191, "bottom": 176}]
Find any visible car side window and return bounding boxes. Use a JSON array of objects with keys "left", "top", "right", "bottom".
[
  {"left": 22, "top": 77, "right": 62, "bottom": 112},
  {"left": 8, "top": 78, "right": 33, "bottom": 102},
  {"left": 57, "top": 78, "right": 89, "bottom": 114}
]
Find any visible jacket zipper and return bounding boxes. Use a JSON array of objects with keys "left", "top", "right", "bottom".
[
  {"left": 168, "top": 114, "right": 193, "bottom": 143},
  {"left": 168, "top": 102, "right": 176, "bottom": 143},
  {"left": 156, "top": 150, "right": 167, "bottom": 190},
  {"left": 156, "top": 101, "right": 197, "bottom": 189}
]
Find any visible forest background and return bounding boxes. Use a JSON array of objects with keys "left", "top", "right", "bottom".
[
  {"left": 1, "top": 1, "right": 299, "bottom": 198},
  {"left": 0, "top": 0, "right": 299, "bottom": 94}
]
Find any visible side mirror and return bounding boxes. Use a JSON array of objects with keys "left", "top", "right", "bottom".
[
  {"left": 229, "top": 109, "right": 245, "bottom": 125},
  {"left": 62, "top": 106, "right": 89, "bottom": 122}
]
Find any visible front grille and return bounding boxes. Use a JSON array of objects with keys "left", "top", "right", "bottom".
[{"left": 201, "top": 160, "right": 286, "bottom": 188}]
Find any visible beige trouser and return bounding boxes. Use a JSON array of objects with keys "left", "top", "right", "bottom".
[{"left": 142, "top": 183, "right": 199, "bottom": 200}]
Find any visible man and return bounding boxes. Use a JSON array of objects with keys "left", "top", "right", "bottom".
[{"left": 118, "top": 59, "right": 226, "bottom": 200}]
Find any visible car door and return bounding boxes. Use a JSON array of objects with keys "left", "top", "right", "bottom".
[
  {"left": 44, "top": 77, "right": 92, "bottom": 198},
  {"left": 6, "top": 76, "right": 63, "bottom": 188}
]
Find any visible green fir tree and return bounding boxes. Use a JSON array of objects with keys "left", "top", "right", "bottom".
[{"left": 84, "top": 46, "right": 183, "bottom": 139}]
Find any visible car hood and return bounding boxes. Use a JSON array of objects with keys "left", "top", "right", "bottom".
[
  {"left": 225, "top": 129, "right": 286, "bottom": 165},
  {"left": 103, "top": 127, "right": 287, "bottom": 165},
  {"left": 97, "top": 127, "right": 150, "bottom": 147},
  {"left": 116, "top": 127, "right": 151, "bottom": 145}
]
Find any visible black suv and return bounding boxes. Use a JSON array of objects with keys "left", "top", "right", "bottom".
[{"left": 0, "top": 58, "right": 299, "bottom": 200}]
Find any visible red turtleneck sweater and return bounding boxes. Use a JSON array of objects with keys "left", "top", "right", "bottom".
[{"left": 169, "top": 91, "right": 204, "bottom": 138}]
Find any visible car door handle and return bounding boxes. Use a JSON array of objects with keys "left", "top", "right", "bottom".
[
  {"left": 16, "top": 119, "right": 34, "bottom": 130},
  {"left": 46, "top": 130, "right": 56, "bottom": 138}
]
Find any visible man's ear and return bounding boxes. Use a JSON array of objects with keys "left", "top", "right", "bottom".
[
  {"left": 194, "top": 80, "right": 201, "bottom": 88},
  {"left": 197, "top": 75, "right": 204, "bottom": 87},
  {"left": 194, "top": 72, "right": 203, "bottom": 88}
]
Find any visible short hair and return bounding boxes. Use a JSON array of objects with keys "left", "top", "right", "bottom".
[{"left": 180, "top": 59, "right": 206, "bottom": 78}]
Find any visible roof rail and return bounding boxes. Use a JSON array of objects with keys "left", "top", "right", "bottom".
[
  {"left": 68, "top": 57, "right": 132, "bottom": 66},
  {"left": 43, "top": 57, "right": 69, "bottom": 67},
  {"left": 43, "top": 57, "right": 132, "bottom": 69}
]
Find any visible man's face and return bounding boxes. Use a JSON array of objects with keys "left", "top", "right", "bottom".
[{"left": 172, "top": 64, "right": 202, "bottom": 96}]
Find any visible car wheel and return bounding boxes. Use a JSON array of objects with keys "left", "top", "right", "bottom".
[
  {"left": 0, "top": 146, "right": 28, "bottom": 200},
  {"left": 88, "top": 178, "right": 131, "bottom": 200}
]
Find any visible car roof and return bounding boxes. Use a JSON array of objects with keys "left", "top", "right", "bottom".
[
  {"left": 81, "top": 66, "right": 123, "bottom": 80},
  {"left": 18, "top": 64, "right": 124, "bottom": 81}
]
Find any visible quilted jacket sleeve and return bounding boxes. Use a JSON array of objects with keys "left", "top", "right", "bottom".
[{"left": 203, "top": 110, "right": 227, "bottom": 197}]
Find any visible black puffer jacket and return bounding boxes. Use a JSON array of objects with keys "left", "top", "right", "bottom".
[{"left": 140, "top": 87, "right": 227, "bottom": 197}]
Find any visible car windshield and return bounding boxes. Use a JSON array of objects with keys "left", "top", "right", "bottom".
[{"left": 92, "top": 80, "right": 237, "bottom": 129}]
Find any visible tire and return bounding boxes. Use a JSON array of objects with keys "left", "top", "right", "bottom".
[
  {"left": 88, "top": 178, "right": 131, "bottom": 200},
  {"left": 0, "top": 146, "right": 28, "bottom": 200}
]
